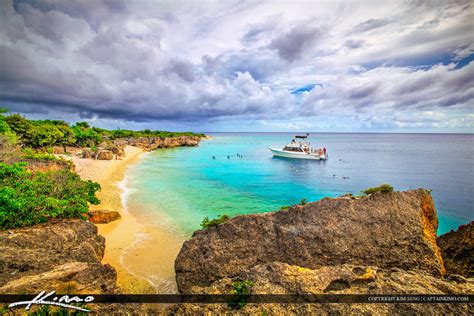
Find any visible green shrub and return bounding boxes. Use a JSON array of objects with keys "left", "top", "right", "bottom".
[
  {"left": 362, "top": 184, "right": 394, "bottom": 195},
  {"left": 200, "top": 214, "right": 230, "bottom": 229},
  {"left": 22, "top": 148, "right": 57, "bottom": 161},
  {"left": 300, "top": 198, "right": 307, "bottom": 205},
  {"left": 280, "top": 205, "right": 291, "bottom": 210},
  {"left": 0, "top": 162, "right": 100, "bottom": 229},
  {"left": 228, "top": 280, "right": 254, "bottom": 310}
]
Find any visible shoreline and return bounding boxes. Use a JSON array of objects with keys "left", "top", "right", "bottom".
[{"left": 66, "top": 146, "right": 156, "bottom": 293}]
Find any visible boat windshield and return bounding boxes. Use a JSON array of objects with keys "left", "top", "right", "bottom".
[{"left": 283, "top": 146, "right": 305, "bottom": 152}]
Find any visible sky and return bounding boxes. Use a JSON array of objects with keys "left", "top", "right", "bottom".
[{"left": 1, "top": 0, "right": 473, "bottom": 132}]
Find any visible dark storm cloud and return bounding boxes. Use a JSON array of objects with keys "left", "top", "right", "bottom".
[
  {"left": 269, "top": 25, "right": 323, "bottom": 62},
  {"left": 1, "top": 0, "right": 473, "bottom": 130}
]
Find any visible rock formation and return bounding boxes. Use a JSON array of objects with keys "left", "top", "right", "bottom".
[
  {"left": 0, "top": 219, "right": 117, "bottom": 294},
  {"left": 126, "top": 135, "right": 202, "bottom": 151},
  {"left": 175, "top": 189, "right": 445, "bottom": 293},
  {"left": 82, "top": 148, "right": 94, "bottom": 158},
  {"left": 437, "top": 221, "right": 473, "bottom": 278},
  {"left": 23, "top": 158, "right": 73, "bottom": 172},
  {"left": 96, "top": 150, "right": 114, "bottom": 160},
  {"left": 171, "top": 262, "right": 473, "bottom": 315},
  {"left": 88, "top": 210, "right": 122, "bottom": 224}
]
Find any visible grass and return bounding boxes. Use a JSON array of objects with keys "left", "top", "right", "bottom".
[
  {"left": 200, "top": 214, "right": 230, "bottom": 229},
  {"left": 362, "top": 184, "right": 394, "bottom": 195}
]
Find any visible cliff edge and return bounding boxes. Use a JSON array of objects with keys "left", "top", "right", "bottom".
[
  {"left": 437, "top": 221, "right": 473, "bottom": 278},
  {"left": 172, "top": 189, "right": 473, "bottom": 314},
  {"left": 0, "top": 219, "right": 117, "bottom": 294},
  {"left": 176, "top": 189, "right": 445, "bottom": 293}
]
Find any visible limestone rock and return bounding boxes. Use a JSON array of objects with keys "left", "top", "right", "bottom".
[
  {"left": 437, "top": 221, "right": 473, "bottom": 278},
  {"left": 0, "top": 219, "right": 117, "bottom": 294},
  {"left": 96, "top": 150, "right": 113, "bottom": 160},
  {"left": 108, "top": 144, "right": 125, "bottom": 157},
  {"left": 171, "top": 262, "right": 473, "bottom": 315},
  {"left": 82, "top": 148, "right": 94, "bottom": 158},
  {"left": 175, "top": 189, "right": 445, "bottom": 293},
  {"left": 126, "top": 136, "right": 202, "bottom": 151},
  {"left": 88, "top": 210, "right": 122, "bottom": 224}
]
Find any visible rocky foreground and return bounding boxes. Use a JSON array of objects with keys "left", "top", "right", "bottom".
[
  {"left": 0, "top": 189, "right": 472, "bottom": 314},
  {"left": 174, "top": 189, "right": 473, "bottom": 314},
  {"left": 0, "top": 219, "right": 116, "bottom": 294}
]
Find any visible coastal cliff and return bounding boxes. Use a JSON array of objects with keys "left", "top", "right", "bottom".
[
  {"left": 115, "top": 135, "right": 203, "bottom": 151},
  {"left": 437, "top": 221, "right": 474, "bottom": 278},
  {"left": 173, "top": 189, "right": 473, "bottom": 314},
  {"left": 176, "top": 189, "right": 445, "bottom": 292},
  {"left": 0, "top": 219, "right": 117, "bottom": 294}
]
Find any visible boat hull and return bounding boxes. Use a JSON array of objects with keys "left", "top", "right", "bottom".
[{"left": 269, "top": 148, "right": 326, "bottom": 160}]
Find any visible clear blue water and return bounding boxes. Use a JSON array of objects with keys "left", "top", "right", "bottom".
[{"left": 126, "top": 133, "right": 474, "bottom": 236}]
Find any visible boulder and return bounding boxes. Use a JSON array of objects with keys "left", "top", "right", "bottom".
[
  {"left": 96, "top": 150, "right": 114, "bottom": 160},
  {"left": 175, "top": 189, "right": 445, "bottom": 293},
  {"left": 88, "top": 210, "right": 122, "bottom": 224},
  {"left": 52, "top": 146, "right": 66, "bottom": 154},
  {"left": 82, "top": 148, "right": 94, "bottom": 158},
  {"left": 107, "top": 144, "right": 125, "bottom": 157},
  {"left": 437, "top": 221, "right": 473, "bottom": 278},
  {"left": 170, "top": 262, "right": 473, "bottom": 315},
  {"left": 0, "top": 219, "right": 117, "bottom": 293}
]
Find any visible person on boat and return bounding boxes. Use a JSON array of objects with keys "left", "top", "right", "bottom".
[{"left": 323, "top": 147, "right": 326, "bottom": 155}]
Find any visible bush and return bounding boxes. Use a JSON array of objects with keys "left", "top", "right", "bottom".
[
  {"left": 0, "top": 134, "right": 21, "bottom": 163},
  {"left": 0, "top": 163, "right": 100, "bottom": 229},
  {"left": 280, "top": 205, "right": 291, "bottom": 210},
  {"left": 362, "top": 184, "right": 394, "bottom": 195},
  {"left": 22, "top": 148, "right": 57, "bottom": 161},
  {"left": 200, "top": 214, "right": 230, "bottom": 229},
  {"left": 228, "top": 280, "right": 254, "bottom": 310},
  {"left": 300, "top": 198, "right": 307, "bottom": 205}
]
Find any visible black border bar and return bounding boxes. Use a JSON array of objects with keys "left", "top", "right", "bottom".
[{"left": 0, "top": 294, "right": 472, "bottom": 304}]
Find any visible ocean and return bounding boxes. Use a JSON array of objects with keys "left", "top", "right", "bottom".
[{"left": 121, "top": 133, "right": 474, "bottom": 291}]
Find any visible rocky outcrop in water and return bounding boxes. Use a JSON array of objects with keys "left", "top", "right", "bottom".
[
  {"left": 175, "top": 189, "right": 445, "bottom": 293},
  {"left": 0, "top": 219, "right": 117, "bottom": 294},
  {"left": 437, "top": 221, "right": 473, "bottom": 278}
]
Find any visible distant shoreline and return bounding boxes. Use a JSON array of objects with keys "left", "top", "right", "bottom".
[{"left": 202, "top": 131, "right": 474, "bottom": 135}]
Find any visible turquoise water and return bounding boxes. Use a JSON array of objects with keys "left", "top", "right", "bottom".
[{"left": 126, "top": 133, "right": 473, "bottom": 236}]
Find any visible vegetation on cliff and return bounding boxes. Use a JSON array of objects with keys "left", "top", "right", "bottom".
[
  {"left": 362, "top": 183, "right": 394, "bottom": 195},
  {"left": 1, "top": 108, "right": 204, "bottom": 150},
  {"left": 201, "top": 214, "right": 230, "bottom": 229},
  {"left": 0, "top": 162, "right": 100, "bottom": 229}
]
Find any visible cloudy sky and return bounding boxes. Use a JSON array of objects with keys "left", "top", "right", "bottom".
[{"left": 1, "top": 0, "right": 473, "bottom": 132}]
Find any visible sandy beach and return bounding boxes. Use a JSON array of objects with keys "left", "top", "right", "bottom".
[{"left": 65, "top": 146, "right": 156, "bottom": 293}]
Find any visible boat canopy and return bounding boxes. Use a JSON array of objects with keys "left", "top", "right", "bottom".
[{"left": 295, "top": 134, "right": 309, "bottom": 139}]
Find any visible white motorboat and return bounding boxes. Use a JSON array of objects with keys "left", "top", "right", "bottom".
[{"left": 269, "top": 134, "right": 328, "bottom": 160}]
